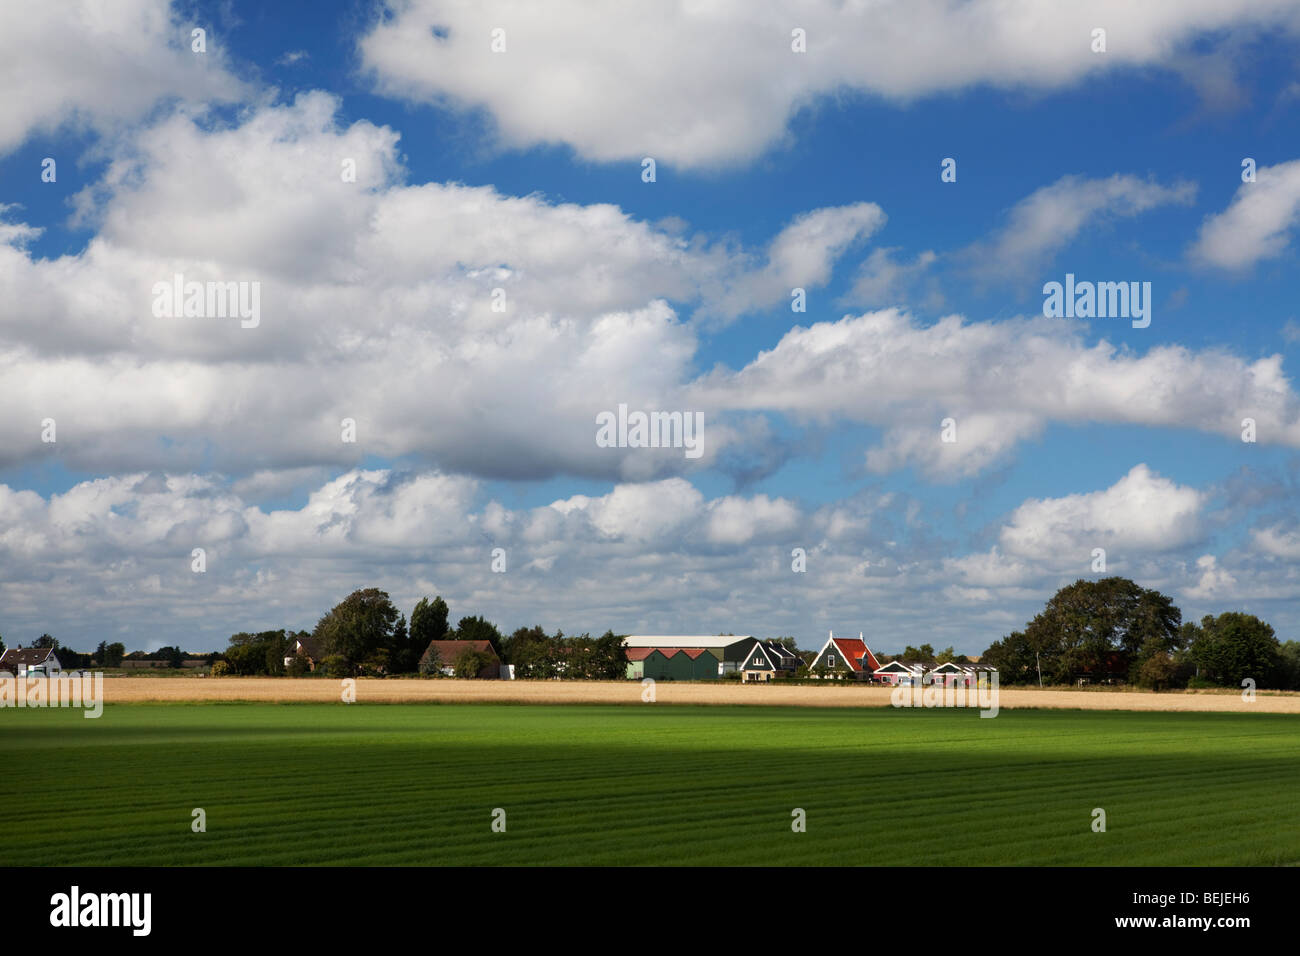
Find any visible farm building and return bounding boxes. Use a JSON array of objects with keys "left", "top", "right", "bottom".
[
  {"left": 418, "top": 640, "right": 501, "bottom": 679},
  {"left": 623, "top": 636, "right": 746, "bottom": 681},
  {"left": 721, "top": 638, "right": 800, "bottom": 681},
  {"left": 808, "top": 632, "right": 880, "bottom": 679},
  {"left": 0, "top": 646, "right": 61, "bottom": 677},
  {"left": 624, "top": 647, "right": 654, "bottom": 679},
  {"left": 623, "top": 635, "right": 751, "bottom": 651},
  {"left": 641, "top": 647, "right": 721, "bottom": 681}
]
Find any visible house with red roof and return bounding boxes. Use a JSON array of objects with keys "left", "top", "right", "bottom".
[{"left": 808, "top": 632, "right": 880, "bottom": 680}]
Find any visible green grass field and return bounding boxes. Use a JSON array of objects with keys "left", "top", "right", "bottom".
[{"left": 2, "top": 703, "right": 1297, "bottom": 865}]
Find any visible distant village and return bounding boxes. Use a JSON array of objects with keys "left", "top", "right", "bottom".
[
  {"left": 3, "top": 576, "right": 1296, "bottom": 691},
  {"left": 0, "top": 626, "right": 987, "bottom": 688}
]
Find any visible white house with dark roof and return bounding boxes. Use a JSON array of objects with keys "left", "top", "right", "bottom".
[
  {"left": 0, "top": 646, "right": 62, "bottom": 677},
  {"left": 872, "top": 660, "right": 928, "bottom": 685},
  {"left": 928, "top": 660, "right": 996, "bottom": 687}
]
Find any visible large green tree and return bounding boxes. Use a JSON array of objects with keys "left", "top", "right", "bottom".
[
  {"left": 979, "top": 631, "right": 1037, "bottom": 684},
  {"left": 409, "top": 596, "right": 450, "bottom": 647},
  {"left": 591, "top": 630, "right": 628, "bottom": 680},
  {"left": 313, "top": 589, "right": 403, "bottom": 673},
  {"left": 386, "top": 615, "right": 422, "bottom": 672},
  {"left": 1021, "top": 577, "right": 1181, "bottom": 684},
  {"left": 1187, "top": 613, "right": 1280, "bottom": 688}
]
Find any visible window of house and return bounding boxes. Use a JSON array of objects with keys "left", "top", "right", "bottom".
[{"left": 828, "top": 655, "right": 835, "bottom": 667}]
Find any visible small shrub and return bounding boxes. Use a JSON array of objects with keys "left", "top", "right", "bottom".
[{"left": 210, "top": 660, "right": 230, "bottom": 677}]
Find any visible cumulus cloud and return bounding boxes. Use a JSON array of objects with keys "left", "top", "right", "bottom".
[
  {"left": 1191, "top": 159, "right": 1300, "bottom": 270},
  {"left": 1000, "top": 464, "right": 1206, "bottom": 559},
  {"left": 690, "top": 309, "right": 1300, "bottom": 479},
  {"left": 0, "top": 465, "right": 1294, "bottom": 654},
  {"left": 0, "top": 94, "right": 872, "bottom": 482},
  {"left": 358, "top": 1, "right": 1300, "bottom": 168},
  {"left": 0, "top": 0, "right": 247, "bottom": 155}
]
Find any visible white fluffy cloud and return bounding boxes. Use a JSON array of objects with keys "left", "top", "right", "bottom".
[
  {"left": 0, "top": 0, "right": 247, "bottom": 155},
  {"left": 3, "top": 465, "right": 1289, "bottom": 654},
  {"left": 358, "top": 0, "right": 1300, "bottom": 168},
  {"left": 1191, "top": 159, "right": 1300, "bottom": 270},
  {"left": 0, "top": 93, "right": 876, "bottom": 482},
  {"left": 1000, "top": 464, "right": 1206, "bottom": 559},
  {"left": 5, "top": 94, "right": 1294, "bottom": 486},
  {"left": 691, "top": 309, "right": 1300, "bottom": 478}
]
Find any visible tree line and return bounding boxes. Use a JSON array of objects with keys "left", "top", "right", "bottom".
[
  {"left": 210, "top": 587, "right": 627, "bottom": 680},
  {"left": 979, "top": 577, "right": 1299, "bottom": 690}
]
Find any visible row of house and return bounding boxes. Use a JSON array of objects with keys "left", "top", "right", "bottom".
[
  {"left": 1, "top": 631, "right": 987, "bottom": 684},
  {"left": 625, "top": 633, "right": 996, "bottom": 686},
  {"left": 807, "top": 634, "right": 994, "bottom": 686}
]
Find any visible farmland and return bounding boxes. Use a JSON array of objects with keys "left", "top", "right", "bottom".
[
  {"left": 68, "top": 676, "right": 1300, "bottom": 713},
  {"left": 2, "top": 703, "right": 1298, "bottom": 866}
]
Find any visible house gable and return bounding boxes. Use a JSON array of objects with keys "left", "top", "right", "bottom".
[{"left": 809, "top": 635, "right": 878, "bottom": 675}]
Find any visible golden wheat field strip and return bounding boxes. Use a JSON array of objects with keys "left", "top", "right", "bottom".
[{"left": 66, "top": 676, "right": 1300, "bottom": 712}]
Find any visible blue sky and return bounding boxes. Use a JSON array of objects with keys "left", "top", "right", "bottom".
[{"left": 2, "top": 1, "right": 1300, "bottom": 654}]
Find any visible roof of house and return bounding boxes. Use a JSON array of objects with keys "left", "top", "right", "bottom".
[
  {"left": 292, "top": 635, "right": 326, "bottom": 660},
  {"left": 761, "top": 642, "right": 801, "bottom": 665},
  {"left": 624, "top": 635, "right": 753, "bottom": 649},
  {"left": 809, "top": 634, "right": 879, "bottom": 673},
  {"left": 624, "top": 647, "right": 656, "bottom": 661},
  {"left": 419, "top": 640, "right": 500, "bottom": 666},
  {"left": 832, "top": 638, "right": 878, "bottom": 673},
  {"left": 722, "top": 637, "right": 762, "bottom": 662},
  {"left": 0, "top": 647, "right": 57, "bottom": 667},
  {"left": 873, "top": 659, "right": 928, "bottom": 674}
]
